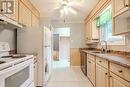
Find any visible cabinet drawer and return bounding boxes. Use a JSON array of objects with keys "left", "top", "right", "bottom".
[
  {"left": 87, "top": 54, "right": 95, "bottom": 61},
  {"left": 96, "top": 57, "right": 108, "bottom": 69},
  {"left": 110, "top": 72, "right": 130, "bottom": 87},
  {"left": 110, "top": 62, "right": 130, "bottom": 82}
]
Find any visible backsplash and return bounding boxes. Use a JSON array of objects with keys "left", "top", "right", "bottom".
[
  {"left": 88, "top": 35, "right": 130, "bottom": 52},
  {"left": 0, "top": 28, "right": 16, "bottom": 50},
  {"left": 108, "top": 35, "right": 130, "bottom": 52}
]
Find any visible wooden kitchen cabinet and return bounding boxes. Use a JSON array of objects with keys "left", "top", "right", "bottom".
[
  {"left": 112, "top": 0, "right": 130, "bottom": 35},
  {"left": 96, "top": 64, "right": 109, "bottom": 87},
  {"left": 113, "top": 0, "right": 129, "bottom": 17},
  {"left": 5, "top": 0, "right": 19, "bottom": 21},
  {"left": 87, "top": 54, "right": 96, "bottom": 86},
  {"left": 32, "top": 13, "right": 39, "bottom": 27},
  {"left": 19, "top": 1, "right": 31, "bottom": 27},
  {"left": 85, "top": 20, "right": 92, "bottom": 40},
  {"left": 85, "top": 19, "right": 99, "bottom": 42},
  {"left": 110, "top": 72, "right": 130, "bottom": 87}
]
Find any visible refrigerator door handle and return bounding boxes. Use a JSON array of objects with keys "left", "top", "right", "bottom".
[{"left": 44, "top": 45, "right": 51, "bottom": 47}]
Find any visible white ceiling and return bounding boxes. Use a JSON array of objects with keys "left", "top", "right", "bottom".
[{"left": 30, "top": 0, "right": 100, "bottom": 22}]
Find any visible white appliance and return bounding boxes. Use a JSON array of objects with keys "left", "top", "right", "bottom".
[
  {"left": 0, "top": 42, "right": 34, "bottom": 87},
  {"left": 17, "top": 25, "right": 53, "bottom": 86},
  {"left": 43, "top": 26, "right": 52, "bottom": 85}
]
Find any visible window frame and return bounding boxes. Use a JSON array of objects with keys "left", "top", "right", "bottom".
[{"left": 98, "top": 5, "right": 126, "bottom": 45}]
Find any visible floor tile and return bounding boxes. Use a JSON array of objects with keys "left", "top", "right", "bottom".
[{"left": 45, "top": 59, "right": 93, "bottom": 87}]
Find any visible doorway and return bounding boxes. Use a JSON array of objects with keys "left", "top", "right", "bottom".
[
  {"left": 59, "top": 37, "right": 70, "bottom": 67},
  {"left": 53, "top": 27, "right": 70, "bottom": 68}
]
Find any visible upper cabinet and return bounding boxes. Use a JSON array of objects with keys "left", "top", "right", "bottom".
[
  {"left": 19, "top": 0, "right": 40, "bottom": 27},
  {"left": 0, "top": 0, "right": 40, "bottom": 27},
  {"left": 85, "top": 18, "right": 99, "bottom": 43},
  {"left": 84, "top": 0, "right": 111, "bottom": 44},
  {"left": 5, "top": 0, "right": 19, "bottom": 21},
  {"left": 113, "top": 0, "right": 130, "bottom": 35},
  {"left": 32, "top": 14, "right": 39, "bottom": 27},
  {"left": 113, "top": 0, "right": 129, "bottom": 17},
  {"left": 19, "top": 1, "right": 31, "bottom": 27},
  {"left": 85, "top": 19, "right": 92, "bottom": 40}
]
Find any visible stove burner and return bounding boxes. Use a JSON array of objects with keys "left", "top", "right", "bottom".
[
  {"left": 1, "top": 55, "right": 26, "bottom": 58},
  {"left": 0, "top": 61, "right": 6, "bottom": 64},
  {"left": 1, "top": 56, "right": 12, "bottom": 58}
]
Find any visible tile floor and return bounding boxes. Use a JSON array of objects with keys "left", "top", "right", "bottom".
[{"left": 45, "top": 59, "right": 93, "bottom": 87}]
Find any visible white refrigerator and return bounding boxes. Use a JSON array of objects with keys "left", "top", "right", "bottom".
[
  {"left": 43, "top": 26, "right": 52, "bottom": 85},
  {"left": 17, "top": 25, "right": 53, "bottom": 86}
]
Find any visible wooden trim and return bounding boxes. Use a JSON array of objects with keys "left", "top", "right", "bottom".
[
  {"left": 85, "top": 0, "right": 111, "bottom": 23},
  {"left": 113, "top": 30, "right": 130, "bottom": 36}
]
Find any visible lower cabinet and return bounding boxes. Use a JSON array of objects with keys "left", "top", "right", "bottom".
[
  {"left": 87, "top": 58, "right": 96, "bottom": 86},
  {"left": 96, "top": 64, "right": 109, "bottom": 87},
  {"left": 83, "top": 53, "right": 130, "bottom": 87},
  {"left": 110, "top": 72, "right": 130, "bottom": 87}
]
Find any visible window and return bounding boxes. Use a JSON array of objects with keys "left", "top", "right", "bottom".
[{"left": 97, "top": 5, "right": 125, "bottom": 45}]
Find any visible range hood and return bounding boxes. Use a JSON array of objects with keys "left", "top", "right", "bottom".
[{"left": 0, "top": 15, "right": 23, "bottom": 29}]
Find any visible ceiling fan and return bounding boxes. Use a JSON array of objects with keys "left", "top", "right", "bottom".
[{"left": 54, "top": 0, "right": 81, "bottom": 17}]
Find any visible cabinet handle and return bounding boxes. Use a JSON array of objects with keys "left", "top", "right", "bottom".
[
  {"left": 118, "top": 70, "right": 123, "bottom": 73},
  {"left": 88, "top": 61, "right": 91, "bottom": 63},
  {"left": 105, "top": 73, "right": 108, "bottom": 75},
  {"left": 109, "top": 76, "right": 112, "bottom": 78},
  {"left": 0, "top": 9, "right": 3, "bottom": 12},
  {"left": 125, "top": 5, "right": 129, "bottom": 7},
  {"left": 99, "top": 61, "right": 102, "bottom": 63}
]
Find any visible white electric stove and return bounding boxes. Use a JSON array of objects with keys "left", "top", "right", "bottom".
[{"left": 0, "top": 42, "right": 34, "bottom": 87}]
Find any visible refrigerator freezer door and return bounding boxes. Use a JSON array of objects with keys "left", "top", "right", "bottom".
[{"left": 44, "top": 27, "right": 52, "bottom": 46}]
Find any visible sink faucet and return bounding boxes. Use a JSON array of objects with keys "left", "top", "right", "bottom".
[{"left": 100, "top": 40, "right": 107, "bottom": 53}]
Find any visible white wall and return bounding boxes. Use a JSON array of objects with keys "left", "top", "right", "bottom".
[
  {"left": 54, "top": 27, "right": 70, "bottom": 37},
  {"left": 0, "top": 29, "right": 16, "bottom": 50},
  {"left": 52, "top": 22, "right": 86, "bottom": 48}
]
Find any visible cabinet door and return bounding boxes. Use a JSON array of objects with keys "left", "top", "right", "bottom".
[
  {"left": 19, "top": 1, "right": 24, "bottom": 24},
  {"left": 87, "top": 59, "right": 96, "bottom": 86},
  {"left": 91, "top": 60, "right": 96, "bottom": 86},
  {"left": 19, "top": 1, "right": 31, "bottom": 27},
  {"left": 87, "top": 58, "right": 91, "bottom": 80},
  {"left": 25, "top": 8, "right": 31, "bottom": 27},
  {"left": 32, "top": 14, "right": 39, "bottom": 27},
  {"left": 96, "top": 64, "right": 109, "bottom": 87},
  {"left": 110, "top": 73, "right": 130, "bottom": 87},
  {"left": 85, "top": 20, "right": 92, "bottom": 40},
  {"left": 5, "top": 0, "right": 18, "bottom": 21},
  {"left": 113, "top": 0, "right": 129, "bottom": 16}
]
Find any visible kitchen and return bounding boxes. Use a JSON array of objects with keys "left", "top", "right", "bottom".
[{"left": 0, "top": 0, "right": 130, "bottom": 87}]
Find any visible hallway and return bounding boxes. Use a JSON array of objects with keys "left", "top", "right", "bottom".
[{"left": 45, "top": 59, "right": 93, "bottom": 87}]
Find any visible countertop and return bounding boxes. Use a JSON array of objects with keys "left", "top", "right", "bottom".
[{"left": 82, "top": 50, "right": 130, "bottom": 69}]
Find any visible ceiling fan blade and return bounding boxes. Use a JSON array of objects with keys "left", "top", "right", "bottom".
[
  {"left": 58, "top": 0, "right": 63, "bottom": 5},
  {"left": 68, "top": 8, "right": 77, "bottom": 15},
  {"left": 54, "top": 6, "right": 61, "bottom": 10},
  {"left": 60, "top": 9, "right": 64, "bottom": 17}
]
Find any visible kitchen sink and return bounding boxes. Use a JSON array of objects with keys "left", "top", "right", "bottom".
[{"left": 91, "top": 51, "right": 105, "bottom": 54}]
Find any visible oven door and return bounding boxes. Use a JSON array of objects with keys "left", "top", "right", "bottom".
[{"left": 0, "top": 59, "right": 34, "bottom": 87}]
